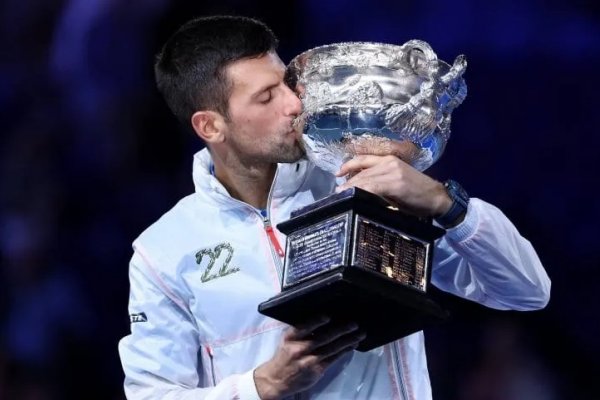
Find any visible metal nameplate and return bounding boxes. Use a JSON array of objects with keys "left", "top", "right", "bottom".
[
  {"left": 283, "top": 212, "right": 351, "bottom": 288},
  {"left": 352, "top": 215, "right": 429, "bottom": 292}
]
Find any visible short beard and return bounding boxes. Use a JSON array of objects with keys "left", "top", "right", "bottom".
[{"left": 275, "top": 140, "right": 306, "bottom": 164}]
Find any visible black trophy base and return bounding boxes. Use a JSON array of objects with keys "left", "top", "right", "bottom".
[{"left": 258, "top": 266, "right": 449, "bottom": 352}]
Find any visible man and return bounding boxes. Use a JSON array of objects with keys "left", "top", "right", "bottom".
[{"left": 118, "top": 15, "right": 550, "bottom": 399}]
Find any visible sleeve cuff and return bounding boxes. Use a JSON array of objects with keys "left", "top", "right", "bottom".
[
  {"left": 236, "top": 369, "right": 262, "bottom": 400},
  {"left": 443, "top": 199, "right": 481, "bottom": 243}
]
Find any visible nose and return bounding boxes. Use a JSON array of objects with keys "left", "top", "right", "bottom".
[{"left": 283, "top": 84, "right": 303, "bottom": 117}]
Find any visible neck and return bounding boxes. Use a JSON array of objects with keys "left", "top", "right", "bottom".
[{"left": 211, "top": 153, "right": 276, "bottom": 209}]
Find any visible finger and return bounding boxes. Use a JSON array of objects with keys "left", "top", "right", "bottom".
[
  {"left": 337, "top": 155, "right": 407, "bottom": 177},
  {"left": 335, "top": 155, "right": 382, "bottom": 177},
  {"left": 335, "top": 166, "right": 382, "bottom": 193},
  {"left": 336, "top": 171, "right": 396, "bottom": 194},
  {"left": 309, "top": 322, "right": 360, "bottom": 350},
  {"left": 336, "top": 180, "right": 381, "bottom": 196},
  {"left": 320, "top": 343, "right": 358, "bottom": 369},
  {"left": 286, "top": 315, "right": 331, "bottom": 340},
  {"left": 315, "top": 331, "right": 367, "bottom": 360}
]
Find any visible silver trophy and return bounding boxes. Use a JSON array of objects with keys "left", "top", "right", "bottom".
[
  {"left": 259, "top": 41, "right": 467, "bottom": 350},
  {"left": 290, "top": 40, "right": 467, "bottom": 173}
]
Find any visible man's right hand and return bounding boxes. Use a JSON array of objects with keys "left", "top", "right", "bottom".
[{"left": 253, "top": 316, "right": 365, "bottom": 400}]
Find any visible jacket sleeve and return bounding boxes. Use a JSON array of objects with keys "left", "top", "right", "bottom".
[
  {"left": 431, "top": 198, "right": 551, "bottom": 310},
  {"left": 118, "top": 252, "right": 261, "bottom": 400}
]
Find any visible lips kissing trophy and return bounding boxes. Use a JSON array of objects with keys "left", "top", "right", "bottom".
[{"left": 258, "top": 40, "right": 467, "bottom": 351}]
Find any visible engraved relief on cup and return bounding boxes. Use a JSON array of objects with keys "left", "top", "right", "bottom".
[{"left": 287, "top": 40, "right": 468, "bottom": 173}]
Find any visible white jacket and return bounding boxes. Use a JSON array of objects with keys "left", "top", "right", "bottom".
[{"left": 118, "top": 148, "right": 550, "bottom": 399}]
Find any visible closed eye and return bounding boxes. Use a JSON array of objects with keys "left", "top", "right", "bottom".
[{"left": 258, "top": 90, "right": 273, "bottom": 104}]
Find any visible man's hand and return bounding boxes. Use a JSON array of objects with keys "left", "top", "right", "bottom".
[
  {"left": 336, "top": 155, "right": 452, "bottom": 218},
  {"left": 254, "top": 316, "right": 365, "bottom": 399}
]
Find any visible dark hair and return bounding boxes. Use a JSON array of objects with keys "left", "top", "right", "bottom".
[{"left": 154, "top": 15, "right": 279, "bottom": 125}]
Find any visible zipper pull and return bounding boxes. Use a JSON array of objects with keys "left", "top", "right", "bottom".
[
  {"left": 206, "top": 346, "right": 217, "bottom": 385},
  {"left": 264, "top": 218, "right": 285, "bottom": 257}
]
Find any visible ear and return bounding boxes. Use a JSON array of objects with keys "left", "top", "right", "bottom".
[{"left": 190, "top": 111, "right": 227, "bottom": 144}]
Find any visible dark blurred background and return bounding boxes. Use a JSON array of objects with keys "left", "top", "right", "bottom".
[{"left": 0, "top": 0, "right": 598, "bottom": 399}]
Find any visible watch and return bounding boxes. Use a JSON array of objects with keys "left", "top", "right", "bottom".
[{"left": 435, "top": 179, "right": 469, "bottom": 228}]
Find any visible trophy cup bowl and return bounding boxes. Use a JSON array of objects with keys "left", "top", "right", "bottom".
[{"left": 258, "top": 40, "right": 467, "bottom": 351}]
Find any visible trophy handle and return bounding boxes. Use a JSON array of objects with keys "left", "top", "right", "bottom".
[
  {"left": 399, "top": 40, "right": 440, "bottom": 79},
  {"left": 440, "top": 55, "right": 468, "bottom": 114},
  {"left": 383, "top": 42, "right": 468, "bottom": 145},
  {"left": 381, "top": 40, "right": 441, "bottom": 142}
]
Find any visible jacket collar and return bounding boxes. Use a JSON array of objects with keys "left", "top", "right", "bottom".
[{"left": 192, "top": 148, "right": 311, "bottom": 210}]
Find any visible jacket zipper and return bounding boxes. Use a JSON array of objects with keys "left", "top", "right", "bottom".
[
  {"left": 392, "top": 343, "right": 409, "bottom": 400},
  {"left": 262, "top": 215, "right": 285, "bottom": 281},
  {"left": 206, "top": 346, "right": 217, "bottom": 386},
  {"left": 261, "top": 167, "right": 286, "bottom": 282},
  {"left": 263, "top": 217, "right": 284, "bottom": 256}
]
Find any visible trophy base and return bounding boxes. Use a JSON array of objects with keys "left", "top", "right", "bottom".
[{"left": 258, "top": 266, "right": 449, "bottom": 352}]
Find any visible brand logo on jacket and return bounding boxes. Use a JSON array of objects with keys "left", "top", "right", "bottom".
[
  {"left": 196, "top": 242, "right": 240, "bottom": 282},
  {"left": 129, "top": 312, "right": 147, "bottom": 323}
]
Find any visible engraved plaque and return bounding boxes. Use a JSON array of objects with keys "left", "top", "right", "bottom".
[
  {"left": 353, "top": 215, "right": 429, "bottom": 292},
  {"left": 283, "top": 212, "right": 350, "bottom": 288}
]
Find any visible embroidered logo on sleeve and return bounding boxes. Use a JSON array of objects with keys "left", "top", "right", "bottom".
[
  {"left": 129, "top": 312, "right": 148, "bottom": 323},
  {"left": 196, "top": 242, "right": 240, "bottom": 283}
]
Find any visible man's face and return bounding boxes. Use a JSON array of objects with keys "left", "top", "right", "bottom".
[{"left": 222, "top": 52, "right": 304, "bottom": 164}]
